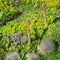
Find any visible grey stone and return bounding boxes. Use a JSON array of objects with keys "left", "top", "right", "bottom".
[
  {"left": 5, "top": 32, "right": 21, "bottom": 45},
  {"left": 11, "top": 32, "right": 21, "bottom": 45},
  {"left": 5, "top": 52, "right": 20, "bottom": 60},
  {"left": 25, "top": 52, "right": 38, "bottom": 60},
  {"left": 37, "top": 39, "right": 56, "bottom": 55},
  {"left": 21, "top": 36, "right": 28, "bottom": 44}
]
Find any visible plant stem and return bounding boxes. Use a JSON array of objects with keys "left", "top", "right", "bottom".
[
  {"left": 42, "top": 3, "right": 47, "bottom": 27},
  {"left": 26, "top": 20, "right": 31, "bottom": 45}
]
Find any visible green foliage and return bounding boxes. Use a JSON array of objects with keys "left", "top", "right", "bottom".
[
  {"left": 0, "top": 20, "right": 44, "bottom": 39},
  {"left": 0, "top": 5, "right": 58, "bottom": 38},
  {"left": 46, "top": 53, "right": 57, "bottom": 60},
  {"left": 21, "top": 0, "right": 60, "bottom": 7},
  {"left": 43, "top": 23, "right": 60, "bottom": 42},
  {"left": 0, "top": 48, "right": 6, "bottom": 59},
  {"left": 0, "top": 0, "right": 60, "bottom": 60},
  {"left": 0, "top": 0, "right": 22, "bottom": 23}
]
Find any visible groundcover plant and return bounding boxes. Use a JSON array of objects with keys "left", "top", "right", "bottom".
[{"left": 0, "top": 0, "right": 60, "bottom": 60}]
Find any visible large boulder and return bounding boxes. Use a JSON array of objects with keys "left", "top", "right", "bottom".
[
  {"left": 37, "top": 39, "right": 56, "bottom": 55},
  {"left": 5, "top": 52, "right": 20, "bottom": 60},
  {"left": 25, "top": 52, "right": 38, "bottom": 60}
]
